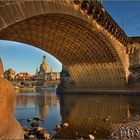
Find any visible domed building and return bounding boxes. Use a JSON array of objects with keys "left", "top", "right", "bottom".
[
  {"left": 39, "top": 55, "right": 49, "bottom": 74},
  {"left": 35, "top": 55, "right": 50, "bottom": 80},
  {"left": 34, "top": 55, "right": 60, "bottom": 82}
]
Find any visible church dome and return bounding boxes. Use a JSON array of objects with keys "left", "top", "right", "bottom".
[{"left": 39, "top": 55, "right": 49, "bottom": 74}]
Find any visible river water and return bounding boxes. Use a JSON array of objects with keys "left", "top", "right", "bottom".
[{"left": 14, "top": 89, "right": 140, "bottom": 139}]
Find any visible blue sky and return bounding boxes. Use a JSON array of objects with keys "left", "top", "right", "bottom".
[
  {"left": 103, "top": 1, "right": 140, "bottom": 36},
  {"left": 0, "top": 40, "right": 62, "bottom": 74},
  {"left": 0, "top": 1, "right": 140, "bottom": 74}
]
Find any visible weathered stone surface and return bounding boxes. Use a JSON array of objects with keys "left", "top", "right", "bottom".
[
  {"left": 0, "top": 59, "right": 24, "bottom": 139},
  {"left": 1, "top": 120, "right": 24, "bottom": 139},
  {"left": 0, "top": 0, "right": 139, "bottom": 89},
  {"left": 0, "top": 58, "right": 4, "bottom": 77},
  {"left": 59, "top": 65, "right": 73, "bottom": 88},
  {"left": 0, "top": 17, "right": 6, "bottom": 30},
  {"left": 128, "top": 65, "right": 140, "bottom": 85},
  {"left": 0, "top": 14, "right": 127, "bottom": 88},
  {"left": 0, "top": 77, "right": 15, "bottom": 138}
]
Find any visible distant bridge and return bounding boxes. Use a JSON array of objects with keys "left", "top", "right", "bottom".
[{"left": 0, "top": 0, "right": 139, "bottom": 89}]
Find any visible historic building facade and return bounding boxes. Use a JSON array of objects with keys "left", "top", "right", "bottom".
[
  {"left": 4, "top": 68, "right": 16, "bottom": 81},
  {"left": 15, "top": 72, "right": 33, "bottom": 81},
  {"left": 34, "top": 55, "right": 60, "bottom": 81}
]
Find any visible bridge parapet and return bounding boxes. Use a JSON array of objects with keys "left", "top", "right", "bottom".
[
  {"left": 125, "top": 37, "right": 140, "bottom": 54},
  {"left": 128, "top": 37, "right": 140, "bottom": 47},
  {"left": 73, "top": 0, "right": 128, "bottom": 46},
  {"left": 125, "top": 44, "right": 136, "bottom": 54},
  {"left": 127, "top": 37, "right": 140, "bottom": 66}
]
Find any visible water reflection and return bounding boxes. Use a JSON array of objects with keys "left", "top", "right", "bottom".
[
  {"left": 15, "top": 91, "right": 140, "bottom": 139},
  {"left": 15, "top": 90, "right": 61, "bottom": 134},
  {"left": 55, "top": 94, "right": 140, "bottom": 139}
]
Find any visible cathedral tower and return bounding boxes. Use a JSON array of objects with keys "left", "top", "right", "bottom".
[{"left": 39, "top": 55, "right": 49, "bottom": 73}]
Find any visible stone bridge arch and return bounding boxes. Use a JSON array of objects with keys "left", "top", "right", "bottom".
[{"left": 0, "top": 0, "right": 129, "bottom": 88}]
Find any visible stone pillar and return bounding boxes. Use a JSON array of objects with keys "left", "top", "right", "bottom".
[
  {"left": 57, "top": 65, "right": 75, "bottom": 93},
  {"left": 60, "top": 65, "right": 72, "bottom": 86},
  {"left": 125, "top": 53, "right": 130, "bottom": 83},
  {"left": 125, "top": 45, "right": 137, "bottom": 83},
  {"left": 0, "top": 58, "right": 23, "bottom": 139}
]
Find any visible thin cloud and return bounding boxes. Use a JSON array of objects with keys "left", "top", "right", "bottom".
[{"left": 127, "top": 12, "right": 140, "bottom": 20}]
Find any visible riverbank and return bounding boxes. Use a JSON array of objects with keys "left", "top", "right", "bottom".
[
  {"left": 21, "top": 116, "right": 140, "bottom": 140},
  {"left": 21, "top": 116, "right": 51, "bottom": 139},
  {"left": 15, "top": 89, "right": 140, "bottom": 139},
  {"left": 110, "top": 116, "right": 140, "bottom": 139},
  {"left": 57, "top": 87, "right": 140, "bottom": 95}
]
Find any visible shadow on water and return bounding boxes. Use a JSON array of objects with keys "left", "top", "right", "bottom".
[{"left": 55, "top": 93, "right": 140, "bottom": 139}]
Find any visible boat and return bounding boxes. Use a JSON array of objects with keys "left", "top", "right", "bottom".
[
  {"left": 40, "top": 85, "right": 57, "bottom": 90},
  {"left": 19, "top": 86, "right": 36, "bottom": 91},
  {"left": 14, "top": 86, "right": 19, "bottom": 90},
  {"left": 14, "top": 86, "right": 36, "bottom": 91}
]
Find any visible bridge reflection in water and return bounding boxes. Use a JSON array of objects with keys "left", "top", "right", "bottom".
[
  {"left": 55, "top": 94, "right": 140, "bottom": 139},
  {"left": 15, "top": 91, "right": 140, "bottom": 139}
]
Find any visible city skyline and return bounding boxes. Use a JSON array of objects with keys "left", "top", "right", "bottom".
[
  {"left": 0, "top": 40, "right": 62, "bottom": 74},
  {"left": 0, "top": 1, "right": 140, "bottom": 74}
]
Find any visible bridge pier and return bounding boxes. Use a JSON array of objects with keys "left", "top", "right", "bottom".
[
  {"left": 125, "top": 40, "right": 140, "bottom": 87},
  {"left": 57, "top": 62, "right": 140, "bottom": 94}
]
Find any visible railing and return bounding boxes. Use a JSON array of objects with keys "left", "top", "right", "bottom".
[
  {"left": 73, "top": 0, "right": 128, "bottom": 46},
  {"left": 128, "top": 37, "right": 140, "bottom": 43}
]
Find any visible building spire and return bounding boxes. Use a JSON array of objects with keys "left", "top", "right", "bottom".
[
  {"left": 100, "top": 0, "right": 103, "bottom": 5},
  {"left": 35, "top": 67, "right": 39, "bottom": 75},
  {"left": 39, "top": 55, "right": 49, "bottom": 73},
  {"left": 43, "top": 54, "right": 46, "bottom": 59},
  {"left": 43, "top": 54, "right": 47, "bottom": 63},
  {"left": 0, "top": 57, "right": 4, "bottom": 77},
  {"left": 50, "top": 67, "right": 52, "bottom": 73}
]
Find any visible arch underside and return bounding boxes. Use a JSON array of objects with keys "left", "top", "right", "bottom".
[{"left": 0, "top": 14, "right": 126, "bottom": 88}]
